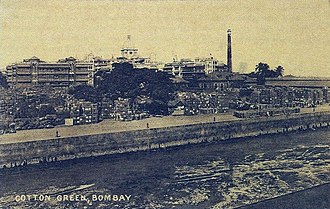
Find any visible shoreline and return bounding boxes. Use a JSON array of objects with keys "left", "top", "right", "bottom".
[
  {"left": 1, "top": 125, "right": 329, "bottom": 173},
  {"left": 1, "top": 104, "right": 329, "bottom": 145},
  {"left": 0, "top": 111, "right": 329, "bottom": 170},
  {"left": 0, "top": 127, "right": 328, "bottom": 209}
]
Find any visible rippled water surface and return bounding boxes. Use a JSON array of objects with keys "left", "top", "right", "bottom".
[{"left": 0, "top": 128, "right": 329, "bottom": 208}]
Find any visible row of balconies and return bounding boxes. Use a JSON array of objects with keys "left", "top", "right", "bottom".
[
  {"left": 7, "top": 77, "right": 88, "bottom": 83},
  {"left": 14, "top": 71, "right": 89, "bottom": 75}
]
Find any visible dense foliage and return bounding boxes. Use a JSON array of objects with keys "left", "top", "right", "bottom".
[
  {"left": 95, "top": 63, "right": 174, "bottom": 101},
  {"left": 68, "top": 84, "right": 101, "bottom": 103},
  {"left": 69, "top": 62, "right": 175, "bottom": 115},
  {"left": 249, "top": 63, "right": 284, "bottom": 85},
  {"left": 0, "top": 72, "right": 8, "bottom": 88}
]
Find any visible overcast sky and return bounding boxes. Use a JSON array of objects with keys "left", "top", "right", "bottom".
[{"left": 0, "top": 0, "right": 329, "bottom": 76}]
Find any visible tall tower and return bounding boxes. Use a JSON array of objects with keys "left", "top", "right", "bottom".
[{"left": 227, "top": 29, "right": 232, "bottom": 72}]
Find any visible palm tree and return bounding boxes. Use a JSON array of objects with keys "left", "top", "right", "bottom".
[
  {"left": 255, "top": 62, "right": 270, "bottom": 85},
  {"left": 275, "top": 66, "right": 284, "bottom": 77},
  {"left": 255, "top": 62, "right": 270, "bottom": 75}
]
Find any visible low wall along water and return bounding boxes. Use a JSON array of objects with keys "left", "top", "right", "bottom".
[{"left": 1, "top": 112, "right": 330, "bottom": 169}]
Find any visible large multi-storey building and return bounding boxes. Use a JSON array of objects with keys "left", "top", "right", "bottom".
[
  {"left": 162, "top": 57, "right": 229, "bottom": 79},
  {"left": 6, "top": 56, "right": 94, "bottom": 88}
]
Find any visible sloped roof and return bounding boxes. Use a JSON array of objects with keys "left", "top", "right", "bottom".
[
  {"left": 198, "top": 72, "right": 250, "bottom": 82},
  {"left": 170, "top": 77, "right": 189, "bottom": 83},
  {"left": 30, "top": 56, "right": 40, "bottom": 60},
  {"left": 168, "top": 99, "right": 185, "bottom": 107}
]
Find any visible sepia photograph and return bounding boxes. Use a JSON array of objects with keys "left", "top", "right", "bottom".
[{"left": 0, "top": 0, "right": 329, "bottom": 208}]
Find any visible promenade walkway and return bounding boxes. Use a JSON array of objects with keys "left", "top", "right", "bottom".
[{"left": 0, "top": 104, "right": 329, "bottom": 145}]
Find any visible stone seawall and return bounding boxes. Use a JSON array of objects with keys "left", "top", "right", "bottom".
[{"left": 1, "top": 112, "right": 330, "bottom": 169}]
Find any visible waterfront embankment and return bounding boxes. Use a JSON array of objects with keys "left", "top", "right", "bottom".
[
  {"left": 0, "top": 108, "right": 330, "bottom": 169},
  {"left": 1, "top": 104, "right": 329, "bottom": 144}
]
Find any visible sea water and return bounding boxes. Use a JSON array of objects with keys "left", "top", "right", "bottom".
[{"left": 0, "top": 128, "right": 329, "bottom": 209}]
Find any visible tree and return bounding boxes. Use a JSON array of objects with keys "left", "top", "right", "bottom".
[
  {"left": 250, "top": 63, "right": 285, "bottom": 85},
  {"left": 255, "top": 62, "right": 270, "bottom": 75},
  {"left": 274, "top": 65, "right": 284, "bottom": 77},
  {"left": 68, "top": 84, "right": 101, "bottom": 103},
  {"left": 0, "top": 72, "right": 8, "bottom": 88},
  {"left": 14, "top": 100, "right": 38, "bottom": 118},
  {"left": 255, "top": 62, "right": 270, "bottom": 85},
  {"left": 38, "top": 105, "right": 56, "bottom": 117},
  {"left": 94, "top": 62, "right": 175, "bottom": 115}
]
